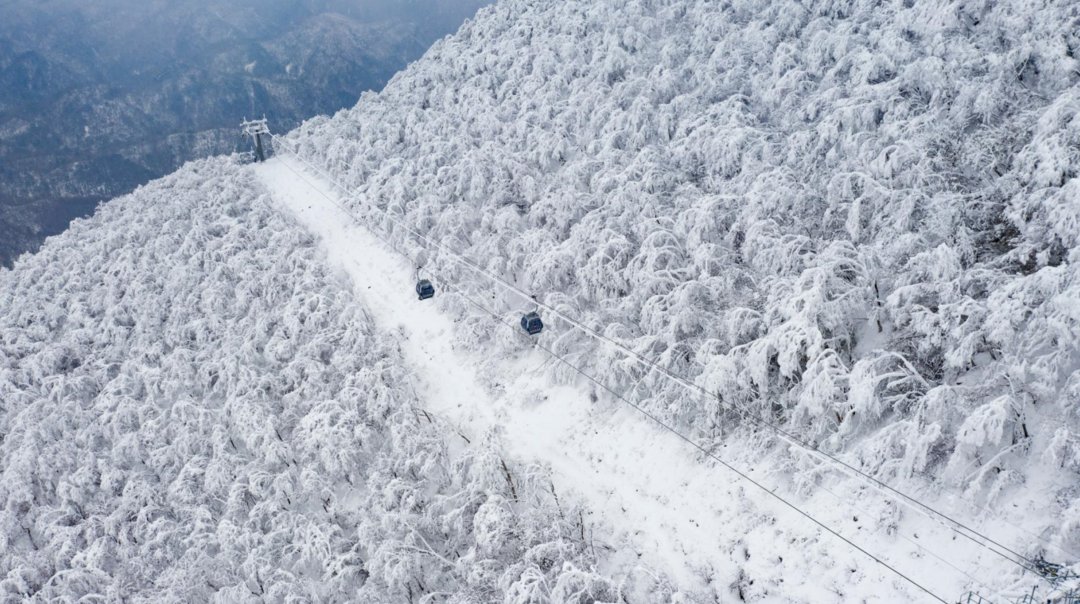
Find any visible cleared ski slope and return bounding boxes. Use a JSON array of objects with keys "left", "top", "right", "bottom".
[{"left": 254, "top": 153, "right": 1012, "bottom": 603}]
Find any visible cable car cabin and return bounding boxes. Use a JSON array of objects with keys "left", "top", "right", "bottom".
[
  {"left": 521, "top": 312, "right": 543, "bottom": 335},
  {"left": 416, "top": 279, "right": 435, "bottom": 300}
]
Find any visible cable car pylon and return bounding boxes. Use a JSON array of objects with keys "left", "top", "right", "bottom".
[{"left": 241, "top": 117, "right": 271, "bottom": 162}]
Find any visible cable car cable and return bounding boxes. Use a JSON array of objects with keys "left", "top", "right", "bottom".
[
  {"left": 270, "top": 133, "right": 1054, "bottom": 583},
  {"left": 267, "top": 136, "right": 1043, "bottom": 575}
]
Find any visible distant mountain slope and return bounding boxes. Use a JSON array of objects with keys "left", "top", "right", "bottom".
[
  {"left": 283, "top": 0, "right": 1080, "bottom": 582},
  {"left": 0, "top": 157, "right": 633, "bottom": 602},
  {"left": 0, "top": 0, "right": 491, "bottom": 266}
]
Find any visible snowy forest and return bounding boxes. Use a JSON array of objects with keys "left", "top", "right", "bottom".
[
  {"left": 0, "top": 158, "right": 669, "bottom": 601},
  {"left": 280, "top": 0, "right": 1080, "bottom": 596},
  {"left": 1, "top": 0, "right": 1079, "bottom": 600}
]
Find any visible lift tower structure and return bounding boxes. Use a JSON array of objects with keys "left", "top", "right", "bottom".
[{"left": 241, "top": 118, "right": 271, "bottom": 162}]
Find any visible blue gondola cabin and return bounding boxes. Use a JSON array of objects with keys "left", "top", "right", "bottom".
[
  {"left": 521, "top": 311, "right": 543, "bottom": 335},
  {"left": 416, "top": 279, "right": 435, "bottom": 300}
]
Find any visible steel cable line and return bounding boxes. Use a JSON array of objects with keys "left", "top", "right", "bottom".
[
  {"left": 265, "top": 135, "right": 1049, "bottom": 578},
  {"left": 265, "top": 138, "right": 1040, "bottom": 572},
  {"left": 268, "top": 150, "right": 952, "bottom": 601}
]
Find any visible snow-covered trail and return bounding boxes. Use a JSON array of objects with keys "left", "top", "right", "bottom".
[{"left": 253, "top": 154, "right": 986, "bottom": 602}]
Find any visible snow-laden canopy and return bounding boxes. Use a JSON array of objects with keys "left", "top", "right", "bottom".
[
  {"left": 0, "top": 158, "right": 638, "bottom": 601},
  {"left": 282, "top": 0, "right": 1080, "bottom": 585},
  {"left": 2, "top": 0, "right": 1079, "bottom": 600}
]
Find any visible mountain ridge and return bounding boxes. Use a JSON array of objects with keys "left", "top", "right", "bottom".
[{"left": 1, "top": 0, "right": 1078, "bottom": 600}]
